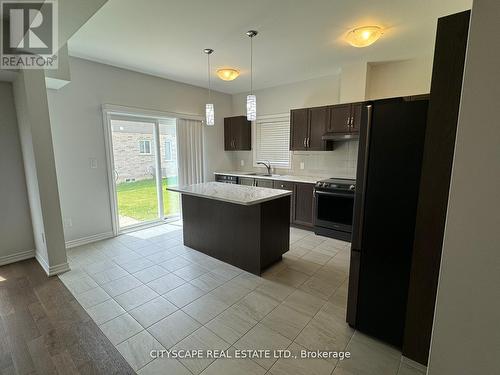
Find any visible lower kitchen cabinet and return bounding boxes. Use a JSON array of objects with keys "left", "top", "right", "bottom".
[
  {"left": 255, "top": 179, "right": 274, "bottom": 188},
  {"left": 274, "top": 180, "right": 295, "bottom": 222},
  {"left": 239, "top": 177, "right": 255, "bottom": 186},
  {"left": 236, "top": 175, "right": 315, "bottom": 227},
  {"left": 293, "top": 182, "right": 315, "bottom": 227}
]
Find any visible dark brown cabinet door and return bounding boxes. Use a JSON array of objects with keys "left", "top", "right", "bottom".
[
  {"left": 290, "top": 109, "right": 309, "bottom": 150},
  {"left": 329, "top": 104, "right": 352, "bottom": 133},
  {"left": 293, "top": 183, "right": 314, "bottom": 227},
  {"left": 239, "top": 177, "right": 254, "bottom": 186},
  {"left": 233, "top": 116, "right": 251, "bottom": 150},
  {"left": 224, "top": 118, "right": 233, "bottom": 150},
  {"left": 273, "top": 180, "right": 295, "bottom": 222},
  {"left": 350, "top": 103, "right": 363, "bottom": 133},
  {"left": 255, "top": 179, "right": 274, "bottom": 188},
  {"left": 224, "top": 116, "right": 251, "bottom": 150},
  {"left": 308, "top": 106, "right": 329, "bottom": 150}
]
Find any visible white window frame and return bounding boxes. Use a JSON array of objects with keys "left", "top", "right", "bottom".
[
  {"left": 253, "top": 113, "right": 291, "bottom": 169},
  {"left": 164, "top": 140, "right": 173, "bottom": 161},
  {"left": 138, "top": 139, "right": 152, "bottom": 155}
]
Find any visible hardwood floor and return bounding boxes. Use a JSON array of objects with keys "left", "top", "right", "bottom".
[{"left": 0, "top": 259, "right": 134, "bottom": 375}]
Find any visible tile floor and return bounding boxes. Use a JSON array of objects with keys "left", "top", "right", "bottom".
[{"left": 60, "top": 224, "right": 426, "bottom": 375}]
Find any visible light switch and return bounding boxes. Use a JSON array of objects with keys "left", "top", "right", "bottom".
[
  {"left": 300, "top": 162, "right": 305, "bottom": 170},
  {"left": 90, "top": 158, "right": 98, "bottom": 169},
  {"left": 240, "top": 160, "right": 245, "bottom": 167}
]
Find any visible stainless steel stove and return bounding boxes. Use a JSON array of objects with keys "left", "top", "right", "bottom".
[{"left": 314, "top": 178, "right": 356, "bottom": 241}]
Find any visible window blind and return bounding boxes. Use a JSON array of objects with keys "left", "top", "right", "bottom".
[{"left": 254, "top": 116, "right": 291, "bottom": 168}]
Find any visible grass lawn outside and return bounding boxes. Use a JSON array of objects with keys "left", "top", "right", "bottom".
[{"left": 116, "top": 177, "right": 180, "bottom": 222}]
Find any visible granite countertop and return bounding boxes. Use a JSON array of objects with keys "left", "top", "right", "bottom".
[
  {"left": 214, "top": 171, "right": 330, "bottom": 184},
  {"left": 167, "top": 182, "right": 292, "bottom": 206}
]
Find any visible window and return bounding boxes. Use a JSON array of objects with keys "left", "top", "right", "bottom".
[
  {"left": 254, "top": 115, "right": 291, "bottom": 168},
  {"left": 164, "top": 140, "right": 173, "bottom": 161},
  {"left": 138, "top": 140, "right": 151, "bottom": 155}
]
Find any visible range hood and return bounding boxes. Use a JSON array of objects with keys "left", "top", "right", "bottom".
[{"left": 322, "top": 132, "right": 359, "bottom": 141}]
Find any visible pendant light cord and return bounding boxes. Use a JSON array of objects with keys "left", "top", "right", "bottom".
[
  {"left": 250, "top": 35, "right": 253, "bottom": 95},
  {"left": 207, "top": 53, "right": 211, "bottom": 101}
]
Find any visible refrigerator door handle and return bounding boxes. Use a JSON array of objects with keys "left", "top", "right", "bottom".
[{"left": 351, "top": 104, "right": 373, "bottom": 251}]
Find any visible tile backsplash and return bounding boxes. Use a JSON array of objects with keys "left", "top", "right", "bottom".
[{"left": 229, "top": 140, "right": 358, "bottom": 179}]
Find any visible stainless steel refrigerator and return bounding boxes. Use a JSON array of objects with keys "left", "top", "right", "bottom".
[{"left": 347, "top": 96, "right": 429, "bottom": 347}]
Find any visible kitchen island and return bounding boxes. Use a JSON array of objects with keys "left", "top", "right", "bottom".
[{"left": 167, "top": 182, "right": 291, "bottom": 275}]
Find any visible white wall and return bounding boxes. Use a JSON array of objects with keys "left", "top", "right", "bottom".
[
  {"left": 340, "top": 61, "right": 368, "bottom": 103},
  {"left": 366, "top": 57, "right": 433, "bottom": 100},
  {"left": 0, "top": 82, "right": 35, "bottom": 265},
  {"left": 47, "top": 57, "right": 233, "bottom": 243},
  {"left": 13, "top": 70, "right": 68, "bottom": 275},
  {"left": 427, "top": 1, "right": 500, "bottom": 374},
  {"left": 231, "top": 74, "right": 341, "bottom": 117}
]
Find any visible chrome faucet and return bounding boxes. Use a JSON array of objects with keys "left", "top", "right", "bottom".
[{"left": 257, "top": 160, "right": 272, "bottom": 175}]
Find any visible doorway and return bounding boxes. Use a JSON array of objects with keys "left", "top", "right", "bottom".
[{"left": 106, "top": 114, "right": 180, "bottom": 232}]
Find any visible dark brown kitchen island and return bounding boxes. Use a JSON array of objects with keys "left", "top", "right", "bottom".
[{"left": 168, "top": 182, "right": 291, "bottom": 275}]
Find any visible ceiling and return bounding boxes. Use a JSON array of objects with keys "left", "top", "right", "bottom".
[{"left": 68, "top": 0, "right": 471, "bottom": 94}]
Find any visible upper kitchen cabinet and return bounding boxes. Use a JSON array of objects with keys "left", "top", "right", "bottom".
[
  {"left": 308, "top": 106, "right": 330, "bottom": 150},
  {"left": 290, "top": 108, "right": 309, "bottom": 150},
  {"left": 224, "top": 116, "right": 251, "bottom": 151},
  {"left": 328, "top": 103, "right": 351, "bottom": 133},
  {"left": 290, "top": 107, "right": 333, "bottom": 151},
  {"left": 350, "top": 103, "right": 363, "bottom": 132},
  {"left": 328, "top": 103, "right": 363, "bottom": 134}
]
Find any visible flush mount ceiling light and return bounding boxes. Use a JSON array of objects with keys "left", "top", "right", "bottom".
[
  {"left": 204, "top": 48, "right": 215, "bottom": 126},
  {"left": 246, "top": 30, "right": 258, "bottom": 121},
  {"left": 345, "top": 26, "right": 383, "bottom": 47},
  {"left": 216, "top": 68, "right": 240, "bottom": 81}
]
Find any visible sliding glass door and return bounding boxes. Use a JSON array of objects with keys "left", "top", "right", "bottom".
[
  {"left": 159, "top": 120, "right": 180, "bottom": 220},
  {"left": 109, "top": 115, "right": 180, "bottom": 231}
]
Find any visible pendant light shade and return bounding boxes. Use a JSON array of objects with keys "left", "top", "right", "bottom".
[
  {"left": 205, "top": 103, "right": 214, "bottom": 125},
  {"left": 246, "top": 94, "right": 256, "bottom": 121},
  {"left": 204, "top": 48, "right": 215, "bottom": 126},
  {"left": 246, "top": 30, "right": 258, "bottom": 121}
]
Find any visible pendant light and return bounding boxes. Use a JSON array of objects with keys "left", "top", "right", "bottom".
[
  {"left": 246, "top": 30, "right": 258, "bottom": 121},
  {"left": 204, "top": 48, "right": 215, "bottom": 126}
]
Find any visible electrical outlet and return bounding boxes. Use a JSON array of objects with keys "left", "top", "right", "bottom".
[
  {"left": 300, "top": 162, "right": 305, "bottom": 170},
  {"left": 90, "top": 158, "right": 98, "bottom": 169},
  {"left": 240, "top": 160, "right": 245, "bottom": 167}
]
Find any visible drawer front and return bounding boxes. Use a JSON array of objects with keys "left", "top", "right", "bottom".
[{"left": 273, "top": 180, "right": 294, "bottom": 191}]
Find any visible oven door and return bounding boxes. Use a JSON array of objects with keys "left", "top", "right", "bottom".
[{"left": 314, "top": 190, "right": 354, "bottom": 232}]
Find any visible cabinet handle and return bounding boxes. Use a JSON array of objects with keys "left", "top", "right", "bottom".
[
  {"left": 303, "top": 138, "right": 307, "bottom": 147},
  {"left": 307, "top": 137, "right": 310, "bottom": 147}
]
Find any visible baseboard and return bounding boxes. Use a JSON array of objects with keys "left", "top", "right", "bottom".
[
  {"left": 401, "top": 356, "right": 427, "bottom": 373},
  {"left": 65, "top": 231, "right": 114, "bottom": 249},
  {"left": 0, "top": 248, "right": 35, "bottom": 266},
  {"left": 35, "top": 253, "right": 70, "bottom": 277}
]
